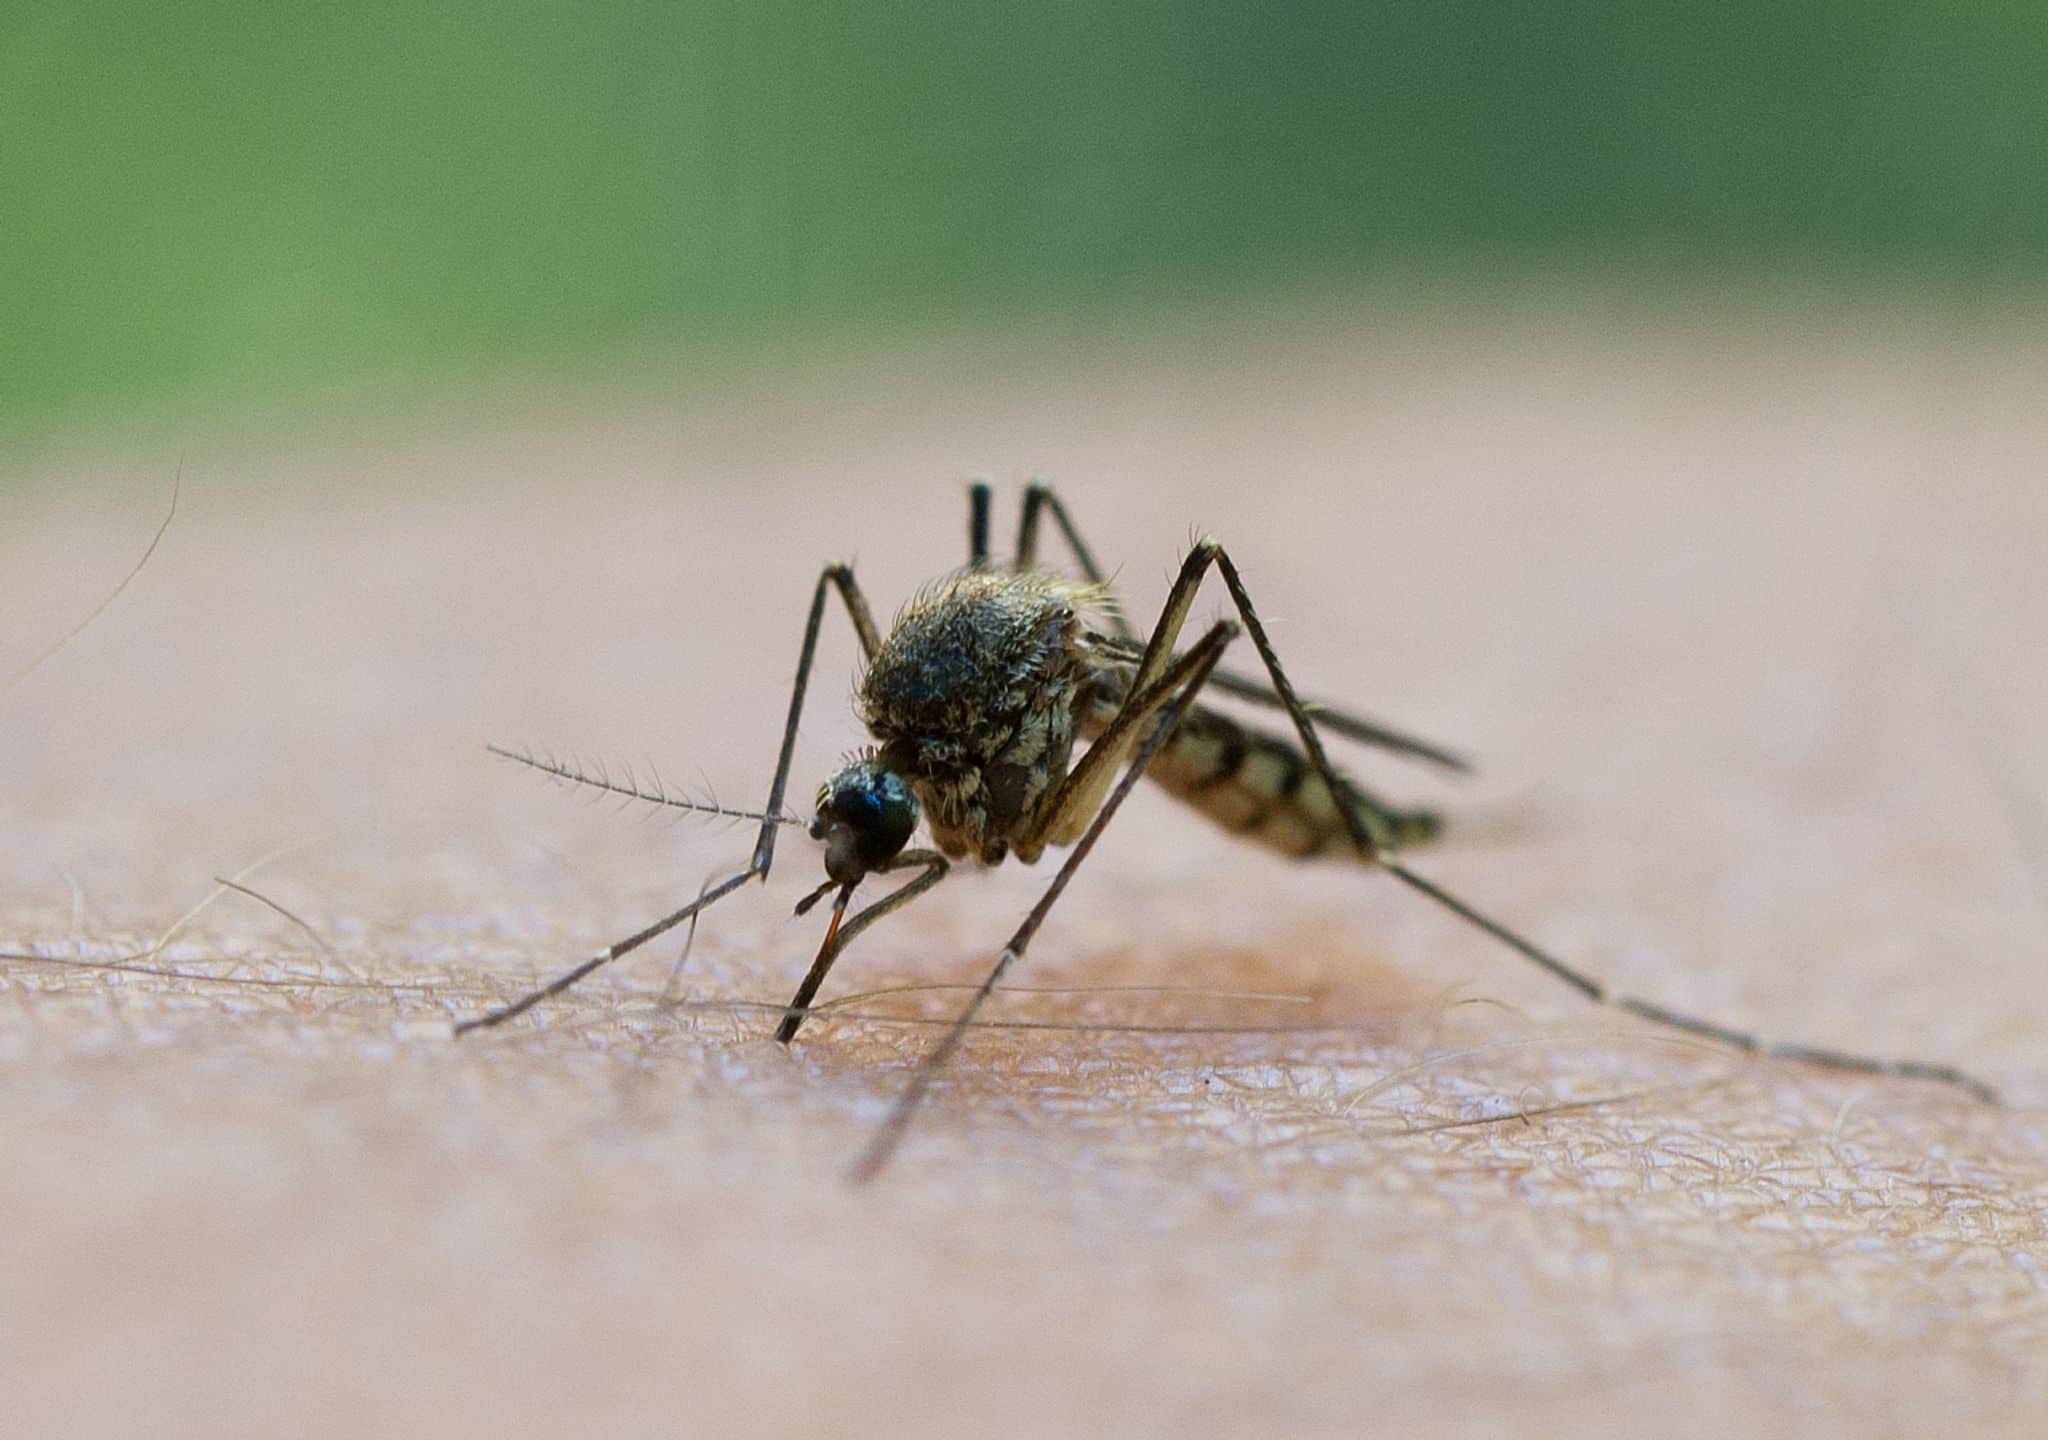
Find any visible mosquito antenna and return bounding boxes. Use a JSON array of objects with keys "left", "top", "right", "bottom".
[
  {"left": 1378, "top": 857, "right": 2000, "bottom": 1104},
  {"left": 488, "top": 744, "right": 807, "bottom": 826}
]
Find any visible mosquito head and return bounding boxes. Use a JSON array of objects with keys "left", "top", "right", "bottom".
[{"left": 812, "top": 758, "right": 919, "bottom": 885}]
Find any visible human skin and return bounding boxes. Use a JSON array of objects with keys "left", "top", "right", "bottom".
[{"left": 3, "top": 305, "right": 2045, "bottom": 1437}]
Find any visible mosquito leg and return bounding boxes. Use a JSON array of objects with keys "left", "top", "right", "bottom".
[
  {"left": 1382, "top": 861, "right": 1999, "bottom": 1103},
  {"left": 1182, "top": 538, "right": 1999, "bottom": 1105},
  {"left": 1091, "top": 633, "right": 1470, "bottom": 775},
  {"left": 752, "top": 563, "right": 880, "bottom": 872},
  {"left": 1015, "top": 531, "right": 1237, "bottom": 853},
  {"left": 822, "top": 564, "right": 882, "bottom": 663},
  {"left": 1025, "top": 621, "right": 1250, "bottom": 853},
  {"left": 454, "top": 868, "right": 757, "bottom": 1033},
  {"left": 1016, "top": 480, "right": 1137, "bottom": 639},
  {"left": 1023, "top": 485, "right": 1467, "bottom": 773},
  {"left": 850, "top": 620, "right": 1237, "bottom": 1181},
  {"left": 776, "top": 849, "right": 950, "bottom": 1044},
  {"left": 457, "top": 562, "right": 880, "bottom": 1033},
  {"left": 968, "top": 481, "right": 993, "bottom": 569}
]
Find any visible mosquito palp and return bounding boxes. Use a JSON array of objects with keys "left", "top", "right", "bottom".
[{"left": 463, "top": 481, "right": 2001, "bottom": 1176}]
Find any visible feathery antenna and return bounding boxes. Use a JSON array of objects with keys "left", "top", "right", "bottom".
[{"left": 487, "top": 744, "right": 808, "bottom": 827}]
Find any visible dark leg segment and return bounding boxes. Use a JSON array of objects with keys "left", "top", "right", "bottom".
[
  {"left": 968, "top": 482, "right": 992, "bottom": 569},
  {"left": 454, "top": 869, "right": 756, "bottom": 1034},
  {"left": 751, "top": 564, "right": 877, "bottom": 874},
  {"left": 1180, "top": 539, "right": 1998, "bottom": 1106},
  {"left": 1023, "top": 482, "right": 1468, "bottom": 774},
  {"left": 1016, "top": 481, "right": 1138, "bottom": 640},
  {"left": 850, "top": 620, "right": 1238, "bottom": 1181},
  {"left": 457, "top": 563, "right": 881, "bottom": 1035}
]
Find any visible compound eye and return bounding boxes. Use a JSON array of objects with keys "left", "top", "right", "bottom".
[
  {"left": 848, "top": 776, "right": 917, "bottom": 868},
  {"left": 815, "top": 763, "right": 919, "bottom": 883},
  {"left": 838, "top": 786, "right": 885, "bottom": 829}
]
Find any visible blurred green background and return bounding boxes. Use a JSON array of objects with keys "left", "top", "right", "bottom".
[{"left": 5, "top": 2, "right": 2047, "bottom": 438}]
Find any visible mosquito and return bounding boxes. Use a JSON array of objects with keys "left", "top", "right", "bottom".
[{"left": 462, "top": 482, "right": 1999, "bottom": 1179}]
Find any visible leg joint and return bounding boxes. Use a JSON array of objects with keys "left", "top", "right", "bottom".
[{"left": 1174, "top": 537, "right": 1221, "bottom": 586}]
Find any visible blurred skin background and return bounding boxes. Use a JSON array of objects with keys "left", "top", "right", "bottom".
[{"left": 4, "top": 2, "right": 2045, "bottom": 446}]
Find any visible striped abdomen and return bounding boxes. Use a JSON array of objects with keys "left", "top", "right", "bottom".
[{"left": 1085, "top": 692, "right": 1441, "bottom": 860}]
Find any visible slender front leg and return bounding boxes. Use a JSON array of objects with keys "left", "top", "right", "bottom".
[
  {"left": 751, "top": 564, "right": 878, "bottom": 876},
  {"left": 1015, "top": 481, "right": 1136, "bottom": 638},
  {"left": 1183, "top": 539, "right": 1999, "bottom": 1105},
  {"left": 457, "top": 563, "right": 881, "bottom": 1034}
]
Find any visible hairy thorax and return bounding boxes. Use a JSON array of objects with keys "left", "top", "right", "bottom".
[{"left": 859, "top": 570, "right": 1110, "bottom": 864}]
